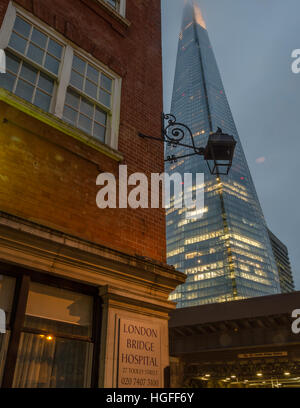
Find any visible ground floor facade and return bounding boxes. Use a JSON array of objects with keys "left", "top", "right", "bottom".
[
  {"left": 169, "top": 292, "right": 300, "bottom": 388},
  {"left": 0, "top": 212, "right": 185, "bottom": 388}
]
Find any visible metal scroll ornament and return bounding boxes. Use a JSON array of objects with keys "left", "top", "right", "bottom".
[
  {"left": 163, "top": 114, "right": 195, "bottom": 147},
  {"left": 139, "top": 113, "right": 236, "bottom": 173},
  {"left": 162, "top": 114, "right": 204, "bottom": 162}
]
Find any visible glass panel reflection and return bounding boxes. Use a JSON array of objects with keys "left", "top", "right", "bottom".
[
  {"left": 13, "top": 332, "right": 93, "bottom": 388},
  {"left": 0, "top": 275, "right": 16, "bottom": 385},
  {"left": 0, "top": 331, "right": 10, "bottom": 386},
  {"left": 0, "top": 275, "right": 16, "bottom": 325},
  {"left": 25, "top": 282, "right": 93, "bottom": 337},
  {"left": 12, "top": 282, "right": 94, "bottom": 388}
]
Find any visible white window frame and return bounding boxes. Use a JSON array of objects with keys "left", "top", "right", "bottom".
[
  {"left": 0, "top": 2, "right": 122, "bottom": 151},
  {"left": 119, "top": 0, "right": 126, "bottom": 17},
  {"left": 101, "top": 0, "right": 126, "bottom": 17}
]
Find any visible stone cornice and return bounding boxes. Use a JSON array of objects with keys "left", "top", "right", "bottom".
[{"left": 0, "top": 212, "right": 186, "bottom": 312}]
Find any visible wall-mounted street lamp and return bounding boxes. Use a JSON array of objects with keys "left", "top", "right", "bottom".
[{"left": 139, "top": 114, "right": 237, "bottom": 175}]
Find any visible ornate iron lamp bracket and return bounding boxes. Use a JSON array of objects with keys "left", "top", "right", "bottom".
[
  {"left": 139, "top": 113, "right": 205, "bottom": 163},
  {"left": 138, "top": 113, "right": 236, "bottom": 175}
]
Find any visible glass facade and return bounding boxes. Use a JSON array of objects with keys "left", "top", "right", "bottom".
[
  {"left": 268, "top": 229, "right": 295, "bottom": 294},
  {"left": 166, "top": 0, "right": 280, "bottom": 307}
]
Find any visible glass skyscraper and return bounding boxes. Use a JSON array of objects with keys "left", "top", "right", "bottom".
[
  {"left": 166, "top": 0, "right": 280, "bottom": 307},
  {"left": 268, "top": 229, "right": 295, "bottom": 294}
]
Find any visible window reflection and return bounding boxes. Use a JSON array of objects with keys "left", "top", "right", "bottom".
[
  {"left": 13, "top": 333, "right": 93, "bottom": 388},
  {"left": 0, "top": 275, "right": 16, "bottom": 385},
  {"left": 12, "top": 282, "right": 93, "bottom": 388}
]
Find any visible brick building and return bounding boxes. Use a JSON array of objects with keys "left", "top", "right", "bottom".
[{"left": 0, "top": 0, "right": 185, "bottom": 388}]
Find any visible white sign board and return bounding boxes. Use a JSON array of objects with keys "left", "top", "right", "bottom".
[{"left": 118, "top": 318, "right": 161, "bottom": 388}]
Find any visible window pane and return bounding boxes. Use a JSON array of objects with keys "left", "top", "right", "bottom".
[
  {"left": 65, "top": 89, "right": 80, "bottom": 109},
  {"left": 34, "top": 90, "right": 51, "bottom": 111},
  {"left": 20, "top": 62, "right": 38, "bottom": 84},
  {"left": 9, "top": 18, "right": 63, "bottom": 78},
  {"left": 31, "top": 28, "right": 47, "bottom": 49},
  {"left": 72, "top": 55, "right": 86, "bottom": 74},
  {"left": 6, "top": 20, "right": 62, "bottom": 113},
  {"left": 15, "top": 79, "right": 34, "bottom": 102},
  {"left": 85, "top": 79, "right": 97, "bottom": 99},
  {"left": 101, "top": 74, "right": 112, "bottom": 92},
  {"left": 86, "top": 64, "right": 98, "bottom": 83},
  {"left": 99, "top": 89, "right": 111, "bottom": 107},
  {"left": 95, "top": 107, "right": 107, "bottom": 126},
  {"left": 80, "top": 98, "right": 93, "bottom": 118},
  {"left": 65, "top": 55, "right": 114, "bottom": 142},
  {"left": 2, "top": 72, "right": 16, "bottom": 92},
  {"left": 38, "top": 73, "right": 54, "bottom": 94},
  {"left": 63, "top": 105, "right": 78, "bottom": 125},
  {"left": 27, "top": 43, "right": 44, "bottom": 65},
  {"left": 0, "top": 331, "right": 11, "bottom": 386},
  {"left": 48, "top": 39, "right": 62, "bottom": 59},
  {"left": 0, "top": 275, "right": 16, "bottom": 325},
  {"left": 93, "top": 123, "right": 106, "bottom": 142},
  {"left": 6, "top": 52, "right": 20, "bottom": 74},
  {"left": 24, "top": 282, "right": 93, "bottom": 337},
  {"left": 45, "top": 54, "right": 59, "bottom": 75},
  {"left": 78, "top": 114, "right": 92, "bottom": 133},
  {"left": 0, "top": 275, "right": 15, "bottom": 386},
  {"left": 106, "top": 0, "right": 118, "bottom": 9},
  {"left": 9, "top": 32, "right": 27, "bottom": 54},
  {"left": 14, "top": 16, "right": 31, "bottom": 38},
  {"left": 70, "top": 70, "right": 83, "bottom": 90},
  {"left": 13, "top": 333, "right": 93, "bottom": 388}
]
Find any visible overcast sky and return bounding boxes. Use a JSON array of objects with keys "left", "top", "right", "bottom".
[{"left": 161, "top": 0, "right": 300, "bottom": 289}]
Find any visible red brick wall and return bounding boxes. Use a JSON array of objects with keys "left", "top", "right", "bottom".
[{"left": 0, "top": 0, "right": 166, "bottom": 262}]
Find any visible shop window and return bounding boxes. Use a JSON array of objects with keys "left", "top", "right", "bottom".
[
  {"left": 12, "top": 282, "right": 93, "bottom": 388},
  {"left": 0, "top": 275, "right": 16, "bottom": 385},
  {"left": 0, "top": 271, "right": 100, "bottom": 389}
]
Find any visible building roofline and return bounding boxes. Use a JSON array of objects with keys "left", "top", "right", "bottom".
[{"left": 169, "top": 291, "right": 300, "bottom": 327}]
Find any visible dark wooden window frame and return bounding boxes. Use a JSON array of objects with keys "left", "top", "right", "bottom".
[{"left": 0, "top": 261, "right": 102, "bottom": 388}]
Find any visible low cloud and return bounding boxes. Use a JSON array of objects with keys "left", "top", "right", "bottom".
[{"left": 256, "top": 156, "right": 266, "bottom": 164}]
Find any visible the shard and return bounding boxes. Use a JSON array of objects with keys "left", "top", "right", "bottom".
[{"left": 166, "top": 0, "right": 280, "bottom": 307}]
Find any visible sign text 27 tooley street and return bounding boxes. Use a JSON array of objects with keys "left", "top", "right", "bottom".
[{"left": 118, "top": 318, "right": 161, "bottom": 388}]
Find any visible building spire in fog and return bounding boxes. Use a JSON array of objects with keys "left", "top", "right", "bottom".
[{"left": 166, "top": 1, "right": 280, "bottom": 307}]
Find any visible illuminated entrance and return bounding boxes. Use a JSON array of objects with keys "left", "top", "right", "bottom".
[{"left": 169, "top": 292, "right": 300, "bottom": 388}]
